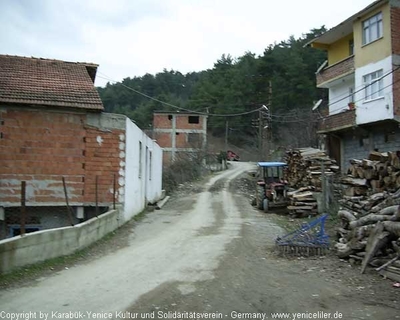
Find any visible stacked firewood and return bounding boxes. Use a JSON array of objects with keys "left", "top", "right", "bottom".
[
  {"left": 287, "top": 186, "right": 318, "bottom": 217},
  {"left": 334, "top": 151, "right": 400, "bottom": 277},
  {"left": 284, "top": 148, "right": 340, "bottom": 190},
  {"left": 336, "top": 195, "right": 400, "bottom": 277},
  {"left": 343, "top": 151, "right": 400, "bottom": 196},
  {"left": 340, "top": 151, "right": 400, "bottom": 215}
]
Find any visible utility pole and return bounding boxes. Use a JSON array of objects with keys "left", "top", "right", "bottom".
[
  {"left": 267, "top": 80, "right": 272, "bottom": 159},
  {"left": 258, "top": 109, "right": 263, "bottom": 160},
  {"left": 225, "top": 119, "right": 229, "bottom": 152}
]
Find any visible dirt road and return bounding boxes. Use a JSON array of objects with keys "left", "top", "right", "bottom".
[{"left": 1, "top": 162, "right": 400, "bottom": 319}]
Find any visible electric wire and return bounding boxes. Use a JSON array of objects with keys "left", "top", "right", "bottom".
[{"left": 97, "top": 72, "right": 265, "bottom": 118}]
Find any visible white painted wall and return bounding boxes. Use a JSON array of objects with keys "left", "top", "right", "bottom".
[
  {"left": 123, "top": 118, "right": 163, "bottom": 221},
  {"left": 329, "top": 77, "right": 355, "bottom": 115},
  {"left": 355, "top": 55, "right": 394, "bottom": 125}
]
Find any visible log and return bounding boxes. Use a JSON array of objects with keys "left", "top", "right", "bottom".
[
  {"left": 348, "top": 239, "right": 367, "bottom": 250},
  {"left": 362, "top": 159, "right": 375, "bottom": 168},
  {"left": 376, "top": 255, "right": 400, "bottom": 272},
  {"left": 361, "top": 222, "right": 391, "bottom": 273},
  {"left": 369, "top": 151, "right": 389, "bottom": 162},
  {"left": 349, "top": 214, "right": 392, "bottom": 229},
  {"left": 382, "top": 221, "right": 400, "bottom": 237},
  {"left": 343, "top": 187, "right": 368, "bottom": 197},
  {"left": 337, "top": 210, "right": 357, "bottom": 222},
  {"left": 379, "top": 269, "right": 400, "bottom": 282},
  {"left": 393, "top": 240, "right": 400, "bottom": 254},
  {"left": 386, "top": 265, "right": 400, "bottom": 275},
  {"left": 391, "top": 206, "right": 400, "bottom": 221},
  {"left": 335, "top": 243, "right": 354, "bottom": 259},
  {"left": 341, "top": 177, "right": 367, "bottom": 186},
  {"left": 376, "top": 205, "right": 399, "bottom": 216},
  {"left": 287, "top": 205, "right": 314, "bottom": 211},
  {"left": 292, "top": 191, "right": 313, "bottom": 199}
]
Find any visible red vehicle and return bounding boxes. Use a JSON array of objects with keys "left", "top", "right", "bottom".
[
  {"left": 227, "top": 150, "right": 240, "bottom": 161},
  {"left": 255, "top": 162, "right": 289, "bottom": 212}
]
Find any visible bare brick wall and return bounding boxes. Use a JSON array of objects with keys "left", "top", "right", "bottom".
[
  {"left": 391, "top": 6, "right": 400, "bottom": 55},
  {"left": 0, "top": 109, "right": 85, "bottom": 204},
  {"left": 84, "top": 127, "right": 123, "bottom": 204},
  {"left": 318, "top": 109, "right": 356, "bottom": 132},
  {"left": 0, "top": 107, "right": 122, "bottom": 206},
  {"left": 153, "top": 132, "right": 172, "bottom": 148},
  {"left": 317, "top": 56, "right": 354, "bottom": 86},
  {"left": 176, "top": 132, "right": 189, "bottom": 148},
  {"left": 153, "top": 114, "right": 173, "bottom": 129},
  {"left": 392, "top": 6, "right": 400, "bottom": 117},
  {"left": 153, "top": 113, "right": 206, "bottom": 130},
  {"left": 175, "top": 115, "right": 205, "bottom": 130}
]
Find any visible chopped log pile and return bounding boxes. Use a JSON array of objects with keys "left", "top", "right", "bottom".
[
  {"left": 343, "top": 151, "right": 400, "bottom": 196},
  {"left": 336, "top": 206, "right": 400, "bottom": 278},
  {"left": 284, "top": 148, "right": 339, "bottom": 217},
  {"left": 340, "top": 151, "right": 400, "bottom": 215},
  {"left": 336, "top": 150, "right": 400, "bottom": 278},
  {"left": 287, "top": 186, "right": 318, "bottom": 217},
  {"left": 284, "top": 147, "right": 340, "bottom": 190}
]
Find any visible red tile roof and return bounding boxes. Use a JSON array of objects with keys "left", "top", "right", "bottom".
[{"left": 0, "top": 55, "right": 104, "bottom": 111}]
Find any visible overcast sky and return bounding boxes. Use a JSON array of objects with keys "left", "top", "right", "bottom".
[{"left": 0, "top": 0, "right": 374, "bottom": 87}]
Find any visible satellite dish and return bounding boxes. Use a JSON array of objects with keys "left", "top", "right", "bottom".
[{"left": 312, "top": 99, "right": 323, "bottom": 111}]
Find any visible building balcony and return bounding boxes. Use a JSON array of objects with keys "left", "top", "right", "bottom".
[
  {"left": 316, "top": 55, "right": 355, "bottom": 88},
  {"left": 318, "top": 109, "right": 356, "bottom": 133}
]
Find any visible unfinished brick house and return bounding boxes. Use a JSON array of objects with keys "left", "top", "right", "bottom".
[
  {"left": 0, "top": 55, "right": 162, "bottom": 239},
  {"left": 152, "top": 111, "right": 207, "bottom": 164}
]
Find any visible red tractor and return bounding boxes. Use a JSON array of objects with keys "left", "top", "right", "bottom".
[{"left": 255, "top": 162, "right": 289, "bottom": 213}]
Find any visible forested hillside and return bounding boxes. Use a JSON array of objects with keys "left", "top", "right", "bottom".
[{"left": 97, "top": 27, "right": 328, "bottom": 151}]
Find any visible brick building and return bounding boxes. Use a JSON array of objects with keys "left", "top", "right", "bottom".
[
  {"left": 308, "top": 0, "right": 400, "bottom": 171},
  {"left": 153, "top": 112, "right": 207, "bottom": 163},
  {"left": 0, "top": 55, "right": 162, "bottom": 239}
]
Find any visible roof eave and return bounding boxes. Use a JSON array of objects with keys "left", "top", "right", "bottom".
[{"left": 305, "top": 0, "right": 387, "bottom": 47}]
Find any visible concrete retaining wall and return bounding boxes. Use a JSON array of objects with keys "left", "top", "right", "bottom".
[{"left": 0, "top": 209, "right": 119, "bottom": 274}]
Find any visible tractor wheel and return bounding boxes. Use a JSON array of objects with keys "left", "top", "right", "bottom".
[
  {"left": 263, "top": 198, "right": 269, "bottom": 213},
  {"left": 256, "top": 185, "right": 265, "bottom": 210}
]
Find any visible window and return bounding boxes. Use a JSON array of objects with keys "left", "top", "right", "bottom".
[
  {"left": 363, "top": 69, "right": 383, "bottom": 101},
  {"left": 188, "top": 116, "right": 199, "bottom": 124},
  {"left": 139, "top": 141, "right": 142, "bottom": 178},
  {"left": 362, "top": 12, "right": 383, "bottom": 45}
]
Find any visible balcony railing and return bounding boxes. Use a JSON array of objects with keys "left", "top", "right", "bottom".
[
  {"left": 316, "top": 55, "right": 355, "bottom": 87},
  {"left": 318, "top": 109, "right": 356, "bottom": 133}
]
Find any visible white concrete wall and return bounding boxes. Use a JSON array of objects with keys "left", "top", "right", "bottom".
[
  {"left": 355, "top": 55, "right": 394, "bottom": 125},
  {"left": 144, "top": 135, "right": 163, "bottom": 204},
  {"left": 123, "top": 118, "right": 162, "bottom": 221},
  {"left": 329, "top": 78, "right": 355, "bottom": 115},
  {"left": 0, "top": 209, "right": 119, "bottom": 274}
]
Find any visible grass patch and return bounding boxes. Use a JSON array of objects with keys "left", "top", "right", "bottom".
[{"left": 133, "top": 208, "right": 150, "bottom": 222}]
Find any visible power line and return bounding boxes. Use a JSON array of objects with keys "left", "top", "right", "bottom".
[
  {"left": 321, "top": 76, "right": 400, "bottom": 119},
  {"left": 322, "top": 65, "right": 400, "bottom": 115},
  {"left": 97, "top": 72, "right": 264, "bottom": 118}
]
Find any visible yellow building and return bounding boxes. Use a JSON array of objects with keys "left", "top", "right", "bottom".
[{"left": 308, "top": 0, "right": 400, "bottom": 171}]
